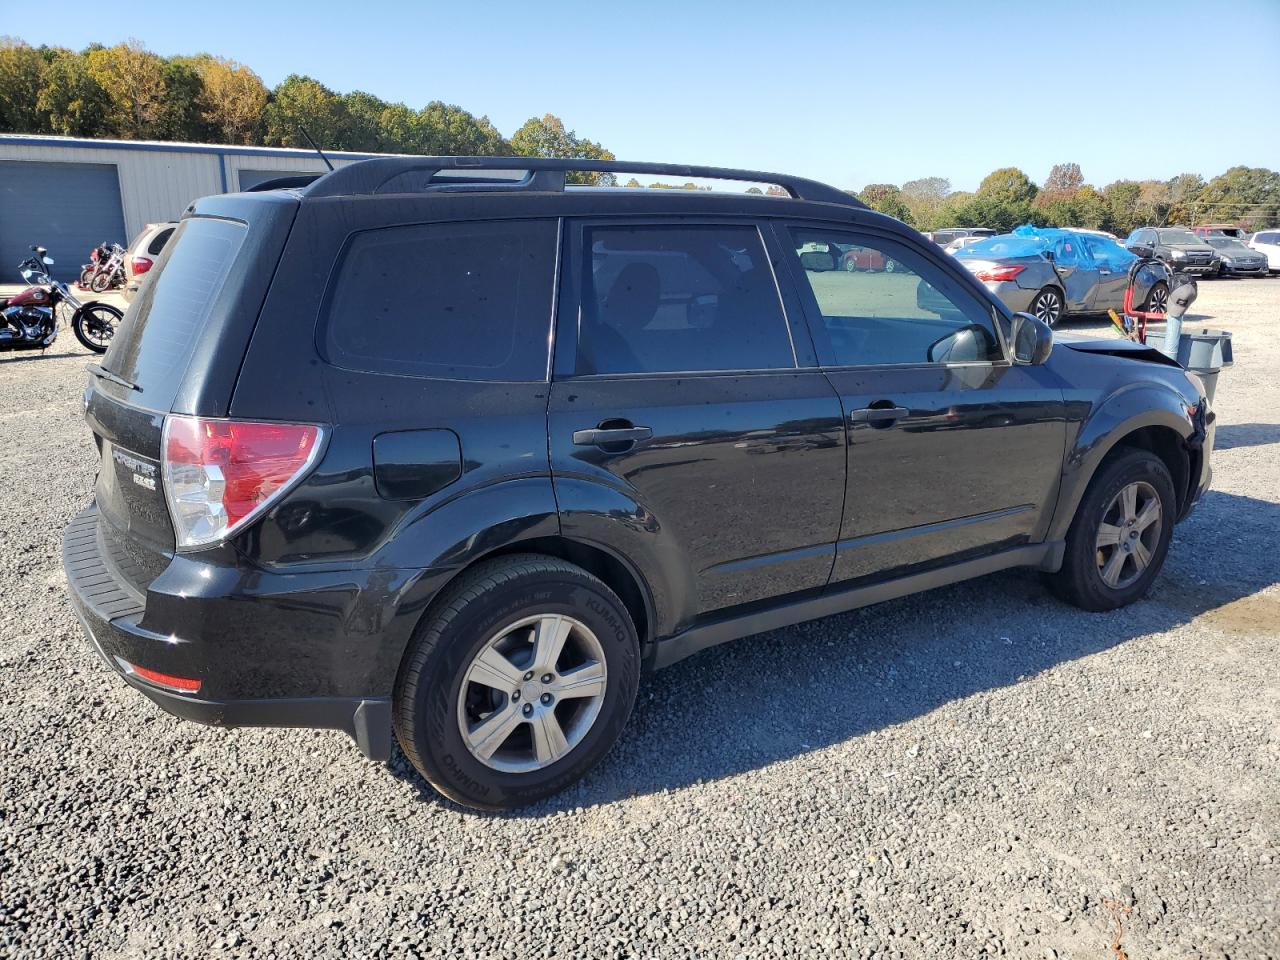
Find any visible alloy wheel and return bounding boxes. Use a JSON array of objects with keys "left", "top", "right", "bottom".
[
  {"left": 1148, "top": 284, "right": 1169, "bottom": 314},
  {"left": 1095, "top": 481, "right": 1162, "bottom": 590},
  {"left": 1032, "top": 289, "right": 1062, "bottom": 326},
  {"left": 456, "top": 614, "right": 608, "bottom": 773}
]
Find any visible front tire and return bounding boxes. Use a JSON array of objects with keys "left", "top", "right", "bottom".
[
  {"left": 394, "top": 554, "right": 640, "bottom": 810},
  {"left": 72, "top": 303, "right": 122, "bottom": 353},
  {"left": 89, "top": 271, "right": 110, "bottom": 293},
  {"left": 1046, "top": 449, "right": 1176, "bottom": 612},
  {"left": 1030, "top": 286, "right": 1064, "bottom": 327}
]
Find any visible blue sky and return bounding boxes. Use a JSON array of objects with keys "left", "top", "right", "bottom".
[{"left": 5, "top": 0, "right": 1278, "bottom": 192}]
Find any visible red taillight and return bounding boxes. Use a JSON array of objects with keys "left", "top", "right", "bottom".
[
  {"left": 163, "top": 416, "right": 323, "bottom": 548},
  {"left": 123, "top": 660, "right": 202, "bottom": 694},
  {"left": 973, "top": 265, "right": 1025, "bottom": 283},
  {"left": 131, "top": 255, "right": 153, "bottom": 275}
]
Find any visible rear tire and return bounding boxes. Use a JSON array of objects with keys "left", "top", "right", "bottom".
[
  {"left": 1046, "top": 448, "right": 1176, "bottom": 612},
  {"left": 394, "top": 554, "right": 640, "bottom": 810},
  {"left": 89, "top": 271, "right": 110, "bottom": 293},
  {"left": 1143, "top": 281, "right": 1168, "bottom": 314},
  {"left": 1030, "top": 286, "right": 1064, "bottom": 327}
]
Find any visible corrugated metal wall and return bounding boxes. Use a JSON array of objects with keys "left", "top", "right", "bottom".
[{"left": 0, "top": 137, "right": 371, "bottom": 247}]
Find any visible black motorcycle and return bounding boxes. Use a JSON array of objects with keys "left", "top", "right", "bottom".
[{"left": 1, "top": 246, "right": 123, "bottom": 354}]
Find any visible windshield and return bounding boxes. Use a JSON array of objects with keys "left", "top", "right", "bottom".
[
  {"left": 956, "top": 235, "right": 1046, "bottom": 259},
  {"left": 1156, "top": 228, "right": 1202, "bottom": 245},
  {"left": 1206, "top": 236, "right": 1247, "bottom": 251}
]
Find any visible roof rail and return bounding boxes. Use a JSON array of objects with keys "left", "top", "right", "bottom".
[{"left": 301, "top": 156, "right": 865, "bottom": 208}]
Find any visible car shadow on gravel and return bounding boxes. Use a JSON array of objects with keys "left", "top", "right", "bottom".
[
  {"left": 0, "top": 351, "right": 88, "bottom": 363},
  {"left": 1214, "top": 422, "right": 1280, "bottom": 450},
  {"left": 386, "top": 489, "right": 1280, "bottom": 816}
]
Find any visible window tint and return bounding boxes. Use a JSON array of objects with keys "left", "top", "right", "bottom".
[
  {"left": 789, "top": 228, "right": 1002, "bottom": 367},
  {"left": 103, "top": 217, "right": 245, "bottom": 410},
  {"left": 576, "top": 224, "right": 794, "bottom": 375},
  {"left": 147, "top": 227, "right": 174, "bottom": 256},
  {"left": 325, "top": 220, "right": 557, "bottom": 381}
]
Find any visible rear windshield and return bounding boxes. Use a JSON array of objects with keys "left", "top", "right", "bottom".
[
  {"left": 957, "top": 235, "right": 1045, "bottom": 258},
  {"left": 103, "top": 217, "right": 246, "bottom": 411}
]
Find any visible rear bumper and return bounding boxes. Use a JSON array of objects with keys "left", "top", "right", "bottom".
[
  {"left": 983, "top": 281, "right": 1037, "bottom": 313},
  {"left": 63, "top": 504, "right": 395, "bottom": 759}
]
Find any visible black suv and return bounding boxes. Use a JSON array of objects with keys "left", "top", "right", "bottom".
[
  {"left": 1125, "top": 226, "right": 1221, "bottom": 276},
  {"left": 64, "top": 158, "right": 1214, "bottom": 810}
]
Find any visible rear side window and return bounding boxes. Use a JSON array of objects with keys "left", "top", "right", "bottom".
[
  {"left": 147, "top": 227, "right": 174, "bottom": 256},
  {"left": 576, "top": 224, "right": 794, "bottom": 375},
  {"left": 323, "top": 220, "right": 557, "bottom": 381},
  {"left": 104, "top": 217, "right": 246, "bottom": 411}
]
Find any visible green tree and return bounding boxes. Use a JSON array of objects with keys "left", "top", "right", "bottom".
[
  {"left": 0, "top": 37, "right": 47, "bottom": 132},
  {"left": 1194, "top": 166, "right": 1280, "bottom": 229},
  {"left": 510, "top": 113, "right": 614, "bottom": 184},
  {"left": 977, "top": 167, "right": 1038, "bottom": 206},
  {"left": 1070, "top": 186, "right": 1108, "bottom": 230},
  {"left": 37, "top": 49, "right": 112, "bottom": 137},
  {"left": 157, "top": 56, "right": 210, "bottom": 141},
  {"left": 856, "top": 183, "right": 912, "bottom": 224},
  {"left": 263, "top": 74, "right": 351, "bottom": 148},
  {"left": 1102, "top": 180, "right": 1142, "bottom": 235},
  {"left": 417, "top": 101, "right": 508, "bottom": 156}
]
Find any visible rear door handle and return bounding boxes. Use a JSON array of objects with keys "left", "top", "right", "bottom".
[
  {"left": 849, "top": 406, "right": 909, "bottom": 424},
  {"left": 572, "top": 425, "right": 653, "bottom": 446}
]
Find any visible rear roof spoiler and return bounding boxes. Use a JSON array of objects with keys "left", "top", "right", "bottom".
[
  {"left": 300, "top": 156, "right": 865, "bottom": 209},
  {"left": 245, "top": 175, "right": 323, "bottom": 192}
]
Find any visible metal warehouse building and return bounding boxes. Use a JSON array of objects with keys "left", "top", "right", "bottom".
[{"left": 0, "top": 134, "right": 384, "bottom": 280}]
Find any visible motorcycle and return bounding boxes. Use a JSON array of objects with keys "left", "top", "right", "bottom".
[
  {"left": 79, "top": 241, "right": 114, "bottom": 289},
  {"left": 89, "top": 242, "right": 127, "bottom": 293},
  {"left": 1, "top": 246, "right": 123, "bottom": 354}
]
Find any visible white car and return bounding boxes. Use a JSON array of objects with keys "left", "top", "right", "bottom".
[
  {"left": 1247, "top": 230, "right": 1280, "bottom": 274},
  {"left": 943, "top": 235, "right": 988, "bottom": 255}
]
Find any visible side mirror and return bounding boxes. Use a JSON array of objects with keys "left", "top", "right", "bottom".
[{"left": 1010, "top": 312, "right": 1053, "bottom": 365}]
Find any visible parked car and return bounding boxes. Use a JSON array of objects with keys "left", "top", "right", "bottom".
[
  {"left": 1203, "top": 234, "right": 1269, "bottom": 277},
  {"left": 930, "top": 227, "right": 996, "bottom": 246},
  {"left": 1124, "top": 226, "right": 1221, "bottom": 276},
  {"left": 943, "top": 235, "right": 988, "bottom": 255},
  {"left": 952, "top": 227, "right": 1167, "bottom": 325},
  {"left": 1247, "top": 230, "right": 1280, "bottom": 273},
  {"left": 122, "top": 222, "right": 179, "bottom": 302},
  {"left": 1192, "top": 224, "right": 1245, "bottom": 239},
  {"left": 63, "top": 157, "right": 1214, "bottom": 810},
  {"left": 833, "top": 242, "right": 897, "bottom": 271}
]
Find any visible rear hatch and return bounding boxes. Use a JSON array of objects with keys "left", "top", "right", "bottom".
[{"left": 86, "top": 194, "right": 297, "bottom": 593}]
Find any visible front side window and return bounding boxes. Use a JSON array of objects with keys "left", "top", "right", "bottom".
[
  {"left": 576, "top": 224, "right": 794, "bottom": 375},
  {"left": 788, "top": 227, "right": 1002, "bottom": 367},
  {"left": 324, "top": 219, "right": 557, "bottom": 381},
  {"left": 1051, "top": 235, "right": 1091, "bottom": 269}
]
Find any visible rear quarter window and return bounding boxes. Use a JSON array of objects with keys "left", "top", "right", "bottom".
[
  {"left": 103, "top": 217, "right": 246, "bottom": 411},
  {"left": 322, "top": 219, "right": 558, "bottom": 381}
]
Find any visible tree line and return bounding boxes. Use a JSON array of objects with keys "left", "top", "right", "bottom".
[
  {"left": 858, "top": 163, "right": 1280, "bottom": 236},
  {"left": 0, "top": 37, "right": 612, "bottom": 167},
  {"left": 2, "top": 37, "right": 1276, "bottom": 232}
]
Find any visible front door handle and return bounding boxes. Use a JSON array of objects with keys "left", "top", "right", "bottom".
[
  {"left": 572, "top": 425, "right": 653, "bottom": 446},
  {"left": 849, "top": 406, "right": 909, "bottom": 425}
]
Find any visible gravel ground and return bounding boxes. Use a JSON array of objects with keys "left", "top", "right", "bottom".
[{"left": 1, "top": 280, "right": 1277, "bottom": 960}]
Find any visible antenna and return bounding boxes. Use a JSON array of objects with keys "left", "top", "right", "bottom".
[{"left": 298, "top": 126, "right": 334, "bottom": 171}]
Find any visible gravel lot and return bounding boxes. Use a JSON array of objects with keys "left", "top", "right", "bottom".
[{"left": 1, "top": 280, "right": 1277, "bottom": 960}]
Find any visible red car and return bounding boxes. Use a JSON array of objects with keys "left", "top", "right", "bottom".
[{"left": 836, "top": 245, "right": 897, "bottom": 272}]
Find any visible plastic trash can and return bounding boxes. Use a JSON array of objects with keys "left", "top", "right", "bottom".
[{"left": 1144, "top": 327, "right": 1233, "bottom": 403}]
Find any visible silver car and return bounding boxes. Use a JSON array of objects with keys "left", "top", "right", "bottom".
[{"left": 952, "top": 229, "right": 1167, "bottom": 326}]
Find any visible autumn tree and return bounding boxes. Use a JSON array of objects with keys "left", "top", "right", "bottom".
[
  {"left": 263, "top": 75, "right": 350, "bottom": 148},
  {"left": 1192, "top": 166, "right": 1280, "bottom": 228},
  {"left": 1102, "top": 180, "right": 1142, "bottom": 235},
  {"left": 85, "top": 40, "right": 168, "bottom": 138},
  {"left": 1043, "top": 162, "right": 1083, "bottom": 195},
  {"left": 900, "top": 176, "right": 950, "bottom": 229},
  {"left": 196, "top": 56, "right": 267, "bottom": 144}
]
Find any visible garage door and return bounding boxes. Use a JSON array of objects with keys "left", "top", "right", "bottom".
[
  {"left": 0, "top": 160, "right": 127, "bottom": 282},
  {"left": 237, "top": 168, "right": 318, "bottom": 191}
]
